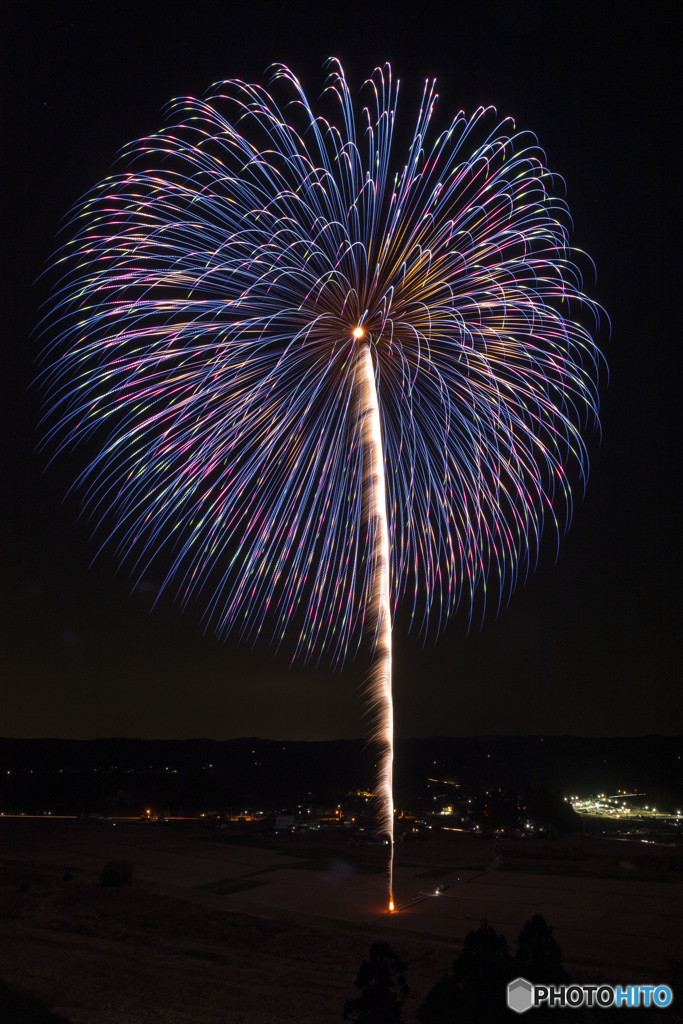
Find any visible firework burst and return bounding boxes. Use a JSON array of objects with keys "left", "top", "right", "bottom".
[{"left": 40, "top": 61, "right": 603, "bottom": 910}]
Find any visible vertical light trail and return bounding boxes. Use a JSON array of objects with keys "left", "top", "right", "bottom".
[{"left": 357, "top": 338, "right": 394, "bottom": 911}]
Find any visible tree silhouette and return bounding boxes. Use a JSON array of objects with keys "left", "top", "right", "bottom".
[
  {"left": 513, "top": 914, "right": 569, "bottom": 985},
  {"left": 417, "top": 920, "right": 512, "bottom": 1023},
  {"left": 343, "top": 942, "right": 409, "bottom": 1023}
]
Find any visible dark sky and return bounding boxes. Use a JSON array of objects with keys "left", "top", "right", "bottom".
[{"left": 1, "top": 1, "right": 679, "bottom": 740}]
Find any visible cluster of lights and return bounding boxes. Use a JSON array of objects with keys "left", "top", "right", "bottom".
[{"left": 568, "top": 794, "right": 681, "bottom": 820}]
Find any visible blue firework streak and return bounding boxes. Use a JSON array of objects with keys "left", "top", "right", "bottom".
[{"left": 40, "top": 60, "right": 603, "bottom": 662}]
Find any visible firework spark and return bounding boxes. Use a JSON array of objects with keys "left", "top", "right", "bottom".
[{"left": 40, "top": 61, "right": 603, "bottom": 910}]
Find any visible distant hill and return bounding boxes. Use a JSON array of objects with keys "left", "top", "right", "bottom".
[{"left": 0, "top": 735, "right": 681, "bottom": 816}]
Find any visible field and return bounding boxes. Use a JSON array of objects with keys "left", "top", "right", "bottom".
[{"left": 1, "top": 818, "right": 681, "bottom": 1022}]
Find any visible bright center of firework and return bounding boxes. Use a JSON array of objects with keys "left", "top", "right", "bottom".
[
  {"left": 353, "top": 327, "right": 363, "bottom": 338},
  {"left": 389, "top": 901, "right": 395, "bottom": 912}
]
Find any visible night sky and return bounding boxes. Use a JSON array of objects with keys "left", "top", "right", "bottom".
[{"left": 2, "top": 1, "right": 679, "bottom": 741}]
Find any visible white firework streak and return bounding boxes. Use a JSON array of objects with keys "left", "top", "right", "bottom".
[{"left": 358, "top": 340, "right": 394, "bottom": 909}]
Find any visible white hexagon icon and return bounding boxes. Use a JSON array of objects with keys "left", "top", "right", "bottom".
[{"left": 508, "top": 977, "right": 534, "bottom": 1013}]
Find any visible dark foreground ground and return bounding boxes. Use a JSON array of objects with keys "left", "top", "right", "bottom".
[{"left": 1, "top": 818, "right": 681, "bottom": 1022}]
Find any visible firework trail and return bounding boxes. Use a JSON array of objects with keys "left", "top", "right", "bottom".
[
  {"left": 357, "top": 338, "right": 394, "bottom": 907},
  {"left": 40, "top": 62, "right": 603, "bottom": 911}
]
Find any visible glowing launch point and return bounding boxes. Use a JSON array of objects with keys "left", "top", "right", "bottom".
[
  {"left": 353, "top": 327, "right": 364, "bottom": 338},
  {"left": 389, "top": 901, "right": 395, "bottom": 912}
]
